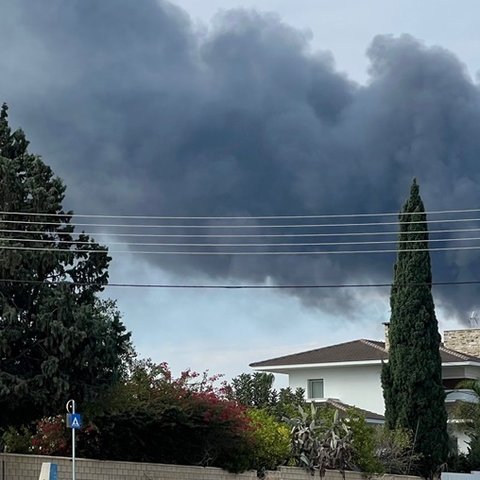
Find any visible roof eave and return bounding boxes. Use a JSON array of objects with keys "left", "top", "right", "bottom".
[
  {"left": 251, "top": 359, "right": 480, "bottom": 371},
  {"left": 442, "top": 361, "right": 480, "bottom": 367},
  {"left": 250, "top": 359, "right": 385, "bottom": 370}
]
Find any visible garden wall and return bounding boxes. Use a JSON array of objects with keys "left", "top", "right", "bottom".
[{"left": 0, "top": 453, "right": 421, "bottom": 480}]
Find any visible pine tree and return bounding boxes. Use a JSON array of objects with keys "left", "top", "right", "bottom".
[
  {"left": 381, "top": 180, "right": 449, "bottom": 478},
  {"left": 0, "top": 104, "right": 132, "bottom": 429}
]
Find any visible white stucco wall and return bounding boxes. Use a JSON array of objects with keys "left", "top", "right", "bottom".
[
  {"left": 283, "top": 363, "right": 480, "bottom": 416},
  {"left": 442, "top": 364, "right": 480, "bottom": 380},
  {"left": 442, "top": 366, "right": 467, "bottom": 379},
  {"left": 465, "top": 365, "right": 480, "bottom": 379},
  {"left": 287, "top": 363, "right": 384, "bottom": 415}
]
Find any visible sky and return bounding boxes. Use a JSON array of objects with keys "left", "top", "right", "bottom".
[{"left": 1, "top": 0, "right": 480, "bottom": 385}]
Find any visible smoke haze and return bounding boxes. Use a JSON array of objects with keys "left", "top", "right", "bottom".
[{"left": 1, "top": 0, "right": 480, "bottom": 318}]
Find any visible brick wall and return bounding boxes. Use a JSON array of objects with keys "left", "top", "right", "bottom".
[
  {"left": 265, "top": 468, "right": 420, "bottom": 480},
  {"left": 0, "top": 454, "right": 257, "bottom": 480},
  {"left": 0, "top": 454, "right": 421, "bottom": 480},
  {"left": 444, "top": 329, "right": 480, "bottom": 357}
]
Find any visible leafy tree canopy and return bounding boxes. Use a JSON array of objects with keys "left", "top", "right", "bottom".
[
  {"left": 0, "top": 103, "right": 132, "bottom": 429},
  {"left": 229, "top": 372, "right": 305, "bottom": 420}
]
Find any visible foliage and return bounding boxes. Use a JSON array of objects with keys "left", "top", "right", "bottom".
[
  {"left": 247, "top": 408, "right": 291, "bottom": 472},
  {"left": 452, "top": 379, "right": 480, "bottom": 433},
  {"left": 0, "top": 103, "right": 133, "bottom": 428},
  {"left": 79, "top": 361, "right": 256, "bottom": 473},
  {"left": 467, "top": 433, "right": 480, "bottom": 471},
  {"left": 312, "top": 404, "right": 342, "bottom": 428},
  {"left": 229, "top": 372, "right": 306, "bottom": 420},
  {"left": 231, "top": 372, "right": 276, "bottom": 408},
  {"left": 449, "top": 379, "right": 480, "bottom": 472},
  {"left": 90, "top": 358, "right": 227, "bottom": 415},
  {"left": 1, "top": 425, "right": 32, "bottom": 453},
  {"left": 444, "top": 433, "right": 480, "bottom": 473},
  {"left": 445, "top": 420, "right": 480, "bottom": 473},
  {"left": 374, "top": 425, "right": 420, "bottom": 475},
  {"left": 274, "top": 387, "right": 308, "bottom": 420},
  {"left": 447, "top": 452, "right": 470, "bottom": 473},
  {"left": 286, "top": 404, "right": 356, "bottom": 477},
  {"left": 31, "top": 416, "right": 69, "bottom": 456},
  {"left": 345, "top": 408, "right": 383, "bottom": 475},
  {"left": 381, "top": 180, "right": 449, "bottom": 478},
  {"left": 12, "top": 414, "right": 95, "bottom": 457}
]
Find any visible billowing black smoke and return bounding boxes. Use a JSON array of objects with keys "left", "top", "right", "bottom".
[{"left": 1, "top": 0, "right": 480, "bottom": 318}]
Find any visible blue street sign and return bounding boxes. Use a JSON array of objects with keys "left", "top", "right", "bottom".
[
  {"left": 50, "top": 463, "right": 58, "bottom": 480},
  {"left": 40, "top": 462, "right": 58, "bottom": 480},
  {"left": 66, "top": 413, "right": 82, "bottom": 430}
]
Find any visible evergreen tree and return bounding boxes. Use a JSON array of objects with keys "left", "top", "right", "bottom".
[
  {"left": 229, "top": 372, "right": 306, "bottom": 420},
  {"left": 0, "top": 103, "right": 132, "bottom": 429},
  {"left": 381, "top": 180, "right": 448, "bottom": 478},
  {"left": 230, "top": 372, "right": 276, "bottom": 408}
]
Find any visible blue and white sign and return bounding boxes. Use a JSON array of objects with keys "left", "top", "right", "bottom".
[
  {"left": 39, "top": 462, "right": 58, "bottom": 480},
  {"left": 66, "top": 413, "right": 82, "bottom": 430}
]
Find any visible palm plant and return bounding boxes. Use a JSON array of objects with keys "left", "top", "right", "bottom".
[{"left": 451, "top": 379, "right": 480, "bottom": 432}]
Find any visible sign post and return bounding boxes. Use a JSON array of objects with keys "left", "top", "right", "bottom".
[{"left": 66, "top": 400, "right": 82, "bottom": 480}]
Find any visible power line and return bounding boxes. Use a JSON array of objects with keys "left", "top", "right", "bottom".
[
  {"left": 3, "top": 244, "right": 480, "bottom": 255},
  {"left": 2, "top": 216, "right": 480, "bottom": 229},
  {"left": 1, "top": 278, "right": 480, "bottom": 289},
  {"left": 1, "top": 207, "right": 480, "bottom": 219},
  {"left": 2, "top": 235, "right": 480, "bottom": 248},
  {"left": 2, "top": 226, "right": 480, "bottom": 238}
]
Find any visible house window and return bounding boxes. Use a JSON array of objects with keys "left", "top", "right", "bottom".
[{"left": 308, "top": 379, "right": 324, "bottom": 399}]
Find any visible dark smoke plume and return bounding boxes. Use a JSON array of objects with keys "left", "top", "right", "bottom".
[{"left": 1, "top": 0, "right": 480, "bottom": 318}]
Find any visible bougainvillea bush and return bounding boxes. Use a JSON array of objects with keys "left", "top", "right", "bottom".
[
  {"left": 74, "top": 360, "right": 257, "bottom": 472},
  {"left": 31, "top": 416, "right": 68, "bottom": 456}
]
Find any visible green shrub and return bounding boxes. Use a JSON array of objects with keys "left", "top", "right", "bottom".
[
  {"left": 2, "top": 425, "right": 32, "bottom": 453},
  {"left": 374, "top": 426, "right": 420, "bottom": 474},
  {"left": 345, "top": 408, "right": 383, "bottom": 474},
  {"left": 247, "top": 408, "right": 291, "bottom": 471},
  {"left": 447, "top": 452, "right": 470, "bottom": 473},
  {"left": 467, "top": 433, "right": 480, "bottom": 471}
]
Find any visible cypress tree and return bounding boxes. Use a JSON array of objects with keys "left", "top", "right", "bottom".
[{"left": 381, "top": 180, "right": 448, "bottom": 478}]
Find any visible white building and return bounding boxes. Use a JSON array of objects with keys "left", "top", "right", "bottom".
[{"left": 250, "top": 326, "right": 480, "bottom": 452}]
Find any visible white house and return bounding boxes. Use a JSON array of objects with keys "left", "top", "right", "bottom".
[{"left": 250, "top": 326, "right": 480, "bottom": 452}]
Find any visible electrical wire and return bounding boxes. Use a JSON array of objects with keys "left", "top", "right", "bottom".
[
  {"left": 3, "top": 244, "right": 480, "bottom": 255},
  {"left": 1, "top": 278, "right": 480, "bottom": 289},
  {"left": 1, "top": 207, "right": 480, "bottom": 219},
  {"left": 2, "top": 216, "right": 480, "bottom": 229},
  {"left": 2, "top": 226, "right": 480, "bottom": 238},
  {"left": 1, "top": 235, "right": 480, "bottom": 247}
]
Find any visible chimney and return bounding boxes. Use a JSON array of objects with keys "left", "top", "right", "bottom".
[
  {"left": 444, "top": 328, "right": 480, "bottom": 358},
  {"left": 383, "top": 322, "right": 390, "bottom": 351}
]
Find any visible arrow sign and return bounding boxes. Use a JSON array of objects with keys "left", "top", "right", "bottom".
[{"left": 66, "top": 413, "right": 82, "bottom": 430}]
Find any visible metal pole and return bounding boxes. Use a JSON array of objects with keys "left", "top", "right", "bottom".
[
  {"left": 66, "top": 399, "right": 76, "bottom": 480},
  {"left": 72, "top": 400, "right": 76, "bottom": 480}
]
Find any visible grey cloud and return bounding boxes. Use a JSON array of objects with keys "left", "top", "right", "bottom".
[{"left": 1, "top": 1, "right": 480, "bottom": 319}]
